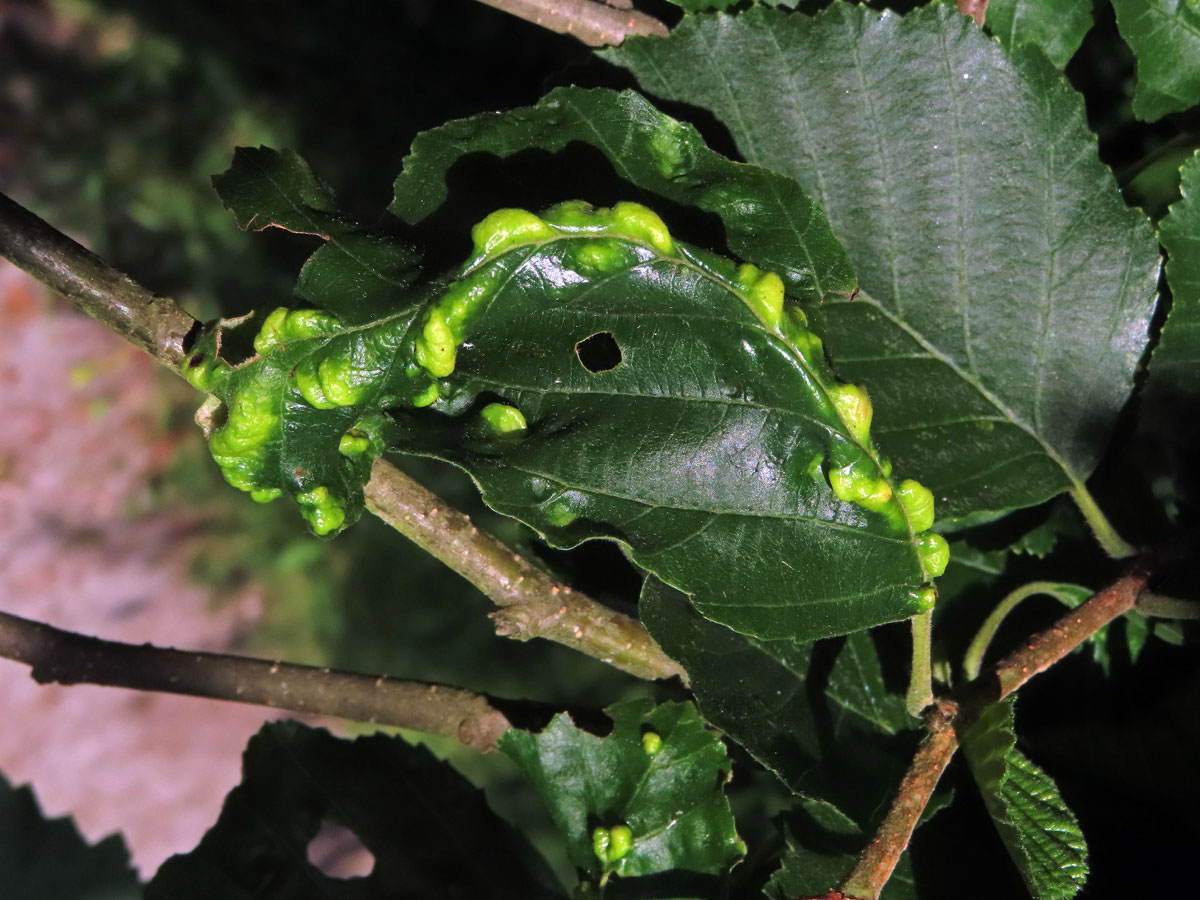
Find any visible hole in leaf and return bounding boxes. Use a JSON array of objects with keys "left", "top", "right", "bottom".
[
  {"left": 575, "top": 332, "right": 622, "bottom": 373},
  {"left": 307, "top": 819, "right": 375, "bottom": 879}
]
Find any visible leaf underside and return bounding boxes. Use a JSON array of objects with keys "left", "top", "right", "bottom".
[
  {"left": 960, "top": 699, "right": 1089, "bottom": 900},
  {"left": 609, "top": 2, "right": 1160, "bottom": 519}
]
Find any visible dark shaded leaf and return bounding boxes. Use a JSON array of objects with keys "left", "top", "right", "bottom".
[
  {"left": 639, "top": 577, "right": 915, "bottom": 825},
  {"left": 214, "top": 147, "right": 419, "bottom": 324},
  {"left": 764, "top": 797, "right": 915, "bottom": 900},
  {"left": 146, "top": 721, "right": 564, "bottom": 900},
  {"left": 0, "top": 773, "right": 139, "bottom": 900},
  {"left": 1147, "top": 150, "right": 1200, "bottom": 403}
]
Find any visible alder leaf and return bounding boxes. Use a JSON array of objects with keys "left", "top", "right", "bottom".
[
  {"left": 201, "top": 158, "right": 947, "bottom": 636},
  {"left": 500, "top": 699, "right": 744, "bottom": 885},
  {"left": 1112, "top": 0, "right": 1200, "bottom": 122},
  {"left": 959, "top": 699, "right": 1089, "bottom": 900},
  {"left": 609, "top": 3, "right": 1160, "bottom": 519},
  {"left": 146, "top": 722, "right": 565, "bottom": 900},
  {"left": 386, "top": 202, "right": 945, "bottom": 641},
  {"left": 985, "top": 0, "right": 1093, "bottom": 68}
]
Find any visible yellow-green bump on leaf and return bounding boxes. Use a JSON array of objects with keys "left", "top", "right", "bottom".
[
  {"left": 917, "top": 532, "right": 950, "bottom": 579},
  {"left": 469, "top": 208, "right": 554, "bottom": 263},
  {"left": 830, "top": 384, "right": 874, "bottom": 445},
  {"left": 896, "top": 479, "right": 935, "bottom": 533},
  {"left": 607, "top": 825, "right": 633, "bottom": 863},
  {"left": 338, "top": 432, "right": 371, "bottom": 457},
  {"left": 905, "top": 586, "right": 937, "bottom": 615},
  {"left": 295, "top": 485, "right": 346, "bottom": 536},
  {"left": 480, "top": 402, "right": 527, "bottom": 434},
  {"left": 642, "top": 731, "right": 663, "bottom": 756},
  {"left": 612, "top": 201, "right": 673, "bottom": 254},
  {"left": 182, "top": 351, "right": 230, "bottom": 393},
  {"left": 649, "top": 117, "right": 691, "bottom": 181},
  {"left": 253, "top": 307, "right": 342, "bottom": 356},
  {"left": 828, "top": 464, "right": 893, "bottom": 513},
  {"left": 592, "top": 826, "right": 611, "bottom": 864}
]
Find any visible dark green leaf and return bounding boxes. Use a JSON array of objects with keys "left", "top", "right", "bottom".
[
  {"left": 214, "top": 147, "right": 419, "bottom": 323},
  {"left": 500, "top": 699, "right": 744, "bottom": 883},
  {"left": 146, "top": 721, "right": 564, "bottom": 900},
  {"left": 1112, "top": 0, "right": 1200, "bottom": 121},
  {"left": 390, "top": 86, "right": 856, "bottom": 303},
  {"left": 609, "top": 3, "right": 1160, "bottom": 519},
  {"left": 387, "top": 200, "right": 944, "bottom": 640},
  {"left": 196, "top": 186, "right": 946, "bottom": 631},
  {"left": 765, "top": 798, "right": 915, "bottom": 900},
  {"left": 960, "top": 699, "right": 1089, "bottom": 900},
  {"left": 986, "top": 0, "right": 1093, "bottom": 68},
  {"left": 1148, "top": 150, "right": 1200, "bottom": 401},
  {"left": 639, "top": 577, "right": 914, "bottom": 824},
  {"left": 0, "top": 773, "right": 139, "bottom": 900}
]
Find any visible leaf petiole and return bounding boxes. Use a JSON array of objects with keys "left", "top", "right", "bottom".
[
  {"left": 1069, "top": 483, "right": 1136, "bottom": 559},
  {"left": 905, "top": 611, "right": 934, "bottom": 716}
]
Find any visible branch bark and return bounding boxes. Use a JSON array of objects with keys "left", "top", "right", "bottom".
[
  {"left": 365, "top": 460, "right": 685, "bottom": 681},
  {"left": 474, "top": 0, "right": 668, "bottom": 46},
  {"left": 0, "top": 610, "right": 510, "bottom": 751},
  {"left": 0, "top": 190, "right": 682, "bottom": 685},
  {"left": 0, "top": 193, "right": 196, "bottom": 370},
  {"left": 841, "top": 701, "right": 959, "bottom": 900}
]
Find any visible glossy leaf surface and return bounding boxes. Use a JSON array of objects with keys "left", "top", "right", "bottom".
[
  {"left": 960, "top": 699, "right": 1088, "bottom": 900},
  {"left": 390, "top": 202, "right": 943, "bottom": 640},
  {"left": 146, "top": 722, "right": 564, "bottom": 900},
  {"left": 610, "top": 3, "right": 1160, "bottom": 519},
  {"left": 500, "top": 699, "right": 744, "bottom": 883},
  {"left": 202, "top": 145, "right": 945, "bottom": 636},
  {"left": 1112, "top": 0, "right": 1200, "bottom": 121},
  {"left": 0, "top": 774, "right": 139, "bottom": 900},
  {"left": 986, "top": 0, "right": 1093, "bottom": 67}
]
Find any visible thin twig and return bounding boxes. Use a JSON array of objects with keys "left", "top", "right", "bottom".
[
  {"left": 474, "top": 0, "right": 668, "bottom": 47},
  {"left": 0, "top": 610, "right": 510, "bottom": 750},
  {"left": 841, "top": 701, "right": 959, "bottom": 900},
  {"left": 987, "top": 573, "right": 1146, "bottom": 702},
  {"left": 365, "top": 459, "right": 685, "bottom": 681},
  {"left": 0, "top": 193, "right": 196, "bottom": 370},
  {"left": 0, "top": 190, "right": 680, "bottom": 683}
]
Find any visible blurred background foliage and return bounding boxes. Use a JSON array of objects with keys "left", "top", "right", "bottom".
[{"left": 1, "top": 0, "right": 1198, "bottom": 896}]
